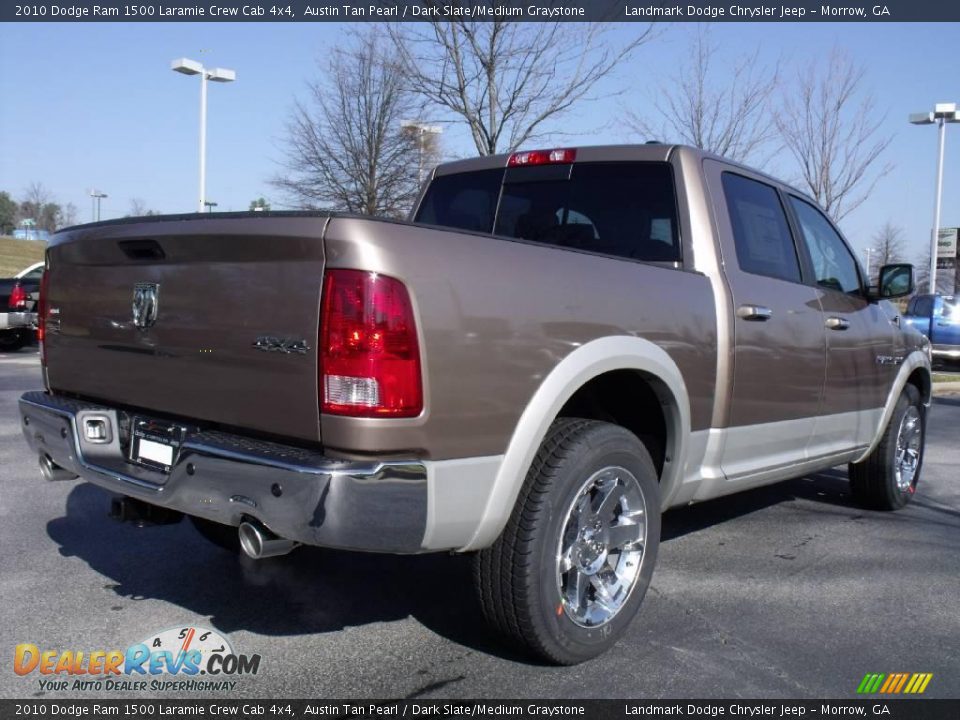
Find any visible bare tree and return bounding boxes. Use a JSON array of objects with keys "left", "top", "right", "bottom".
[
  {"left": 272, "top": 30, "right": 423, "bottom": 217},
  {"left": 60, "top": 202, "right": 79, "bottom": 228},
  {"left": 626, "top": 27, "right": 779, "bottom": 163},
  {"left": 127, "top": 198, "right": 159, "bottom": 217},
  {"left": 870, "top": 221, "right": 906, "bottom": 270},
  {"left": 22, "top": 182, "right": 53, "bottom": 213},
  {"left": 775, "top": 49, "right": 892, "bottom": 222},
  {"left": 19, "top": 183, "right": 60, "bottom": 232},
  {"left": 392, "top": 20, "right": 654, "bottom": 156}
]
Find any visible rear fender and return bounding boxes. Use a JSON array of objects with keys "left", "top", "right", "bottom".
[{"left": 460, "top": 336, "right": 690, "bottom": 552}]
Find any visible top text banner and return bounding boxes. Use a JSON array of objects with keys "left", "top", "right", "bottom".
[{"left": 4, "top": 0, "right": 960, "bottom": 22}]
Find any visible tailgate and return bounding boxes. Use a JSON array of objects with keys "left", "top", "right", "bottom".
[{"left": 45, "top": 214, "right": 330, "bottom": 442}]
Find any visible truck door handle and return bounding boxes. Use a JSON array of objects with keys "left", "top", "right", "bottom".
[
  {"left": 737, "top": 305, "right": 773, "bottom": 321},
  {"left": 826, "top": 317, "right": 850, "bottom": 331}
]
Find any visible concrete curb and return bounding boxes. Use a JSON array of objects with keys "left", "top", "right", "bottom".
[{"left": 932, "top": 381, "right": 960, "bottom": 396}]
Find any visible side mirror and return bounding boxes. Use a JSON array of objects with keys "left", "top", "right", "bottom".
[{"left": 873, "top": 263, "right": 914, "bottom": 300}]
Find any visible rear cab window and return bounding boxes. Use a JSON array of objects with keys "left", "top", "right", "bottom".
[{"left": 415, "top": 162, "right": 681, "bottom": 263}]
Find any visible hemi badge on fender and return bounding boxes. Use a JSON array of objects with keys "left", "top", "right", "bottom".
[{"left": 875, "top": 355, "right": 905, "bottom": 366}]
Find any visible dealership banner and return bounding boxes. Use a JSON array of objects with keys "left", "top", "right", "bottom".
[
  {"left": 2, "top": 700, "right": 960, "bottom": 719},
  {"left": 4, "top": 0, "right": 960, "bottom": 22}
]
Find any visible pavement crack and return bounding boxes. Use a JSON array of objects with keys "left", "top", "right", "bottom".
[{"left": 405, "top": 675, "right": 466, "bottom": 699}]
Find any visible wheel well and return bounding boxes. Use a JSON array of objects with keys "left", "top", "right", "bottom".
[
  {"left": 558, "top": 370, "right": 669, "bottom": 478},
  {"left": 906, "top": 367, "right": 932, "bottom": 405}
]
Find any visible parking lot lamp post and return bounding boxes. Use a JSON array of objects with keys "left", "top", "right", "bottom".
[
  {"left": 400, "top": 121, "right": 443, "bottom": 186},
  {"left": 89, "top": 190, "right": 107, "bottom": 222},
  {"left": 910, "top": 103, "right": 959, "bottom": 293},
  {"left": 171, "top": 58, "right": 236, "bottom": 213}
]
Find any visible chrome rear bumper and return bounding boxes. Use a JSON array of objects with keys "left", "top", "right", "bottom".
[
  {"left": 18, "top": 391, "right": 428, "bottom": 553},
  {"left": 0, "top": 311, "right": 36, "bottom": 330}
]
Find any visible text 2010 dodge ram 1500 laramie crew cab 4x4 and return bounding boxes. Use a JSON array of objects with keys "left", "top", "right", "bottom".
[{"left": 19, "top": 145, "right": 930, "bottom": 664}]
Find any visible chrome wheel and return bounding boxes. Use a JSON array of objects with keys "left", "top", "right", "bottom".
[
  {"left": 555, "top": 466, "right": 647, "bottom": 628},
  {"left": 894, "top": 405, "right": 922, "bottom": 492}
]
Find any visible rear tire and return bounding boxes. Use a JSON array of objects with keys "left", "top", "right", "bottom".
[
  {"left": 474, "top": 418, "right": 661, "bottom": 665},
  {"left": 0, "top": 329, "right": 26, "bottom": 351},
  {"left": 190, "top": 516, "right": 241, "bottom": 553},
  {"left": 848, "top": 384, "right": 925, "bottom": 511}
]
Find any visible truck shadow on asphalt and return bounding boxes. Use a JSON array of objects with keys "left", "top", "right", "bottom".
[{"left": 41, "top": 468, "right": 899, "bottom": 665}]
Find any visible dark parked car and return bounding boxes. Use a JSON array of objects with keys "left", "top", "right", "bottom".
[{"left": 0, "top": 261, "right": 44, "bottom": 351}]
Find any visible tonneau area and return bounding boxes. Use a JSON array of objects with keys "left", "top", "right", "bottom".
[{"left": 44, "top": 213, "right": 330, "bottom": 442}]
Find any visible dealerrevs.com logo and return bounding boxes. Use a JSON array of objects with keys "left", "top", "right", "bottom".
[{"left": 14, "top": 626, "right": 261, "bottom": 693}]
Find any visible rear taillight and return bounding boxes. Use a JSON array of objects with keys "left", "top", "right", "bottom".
[
  {"left": 507, "top": 148, "right": 576, "bottom": 167},
  {"left": 320, "top": 269, "right": 422, "bottom": 418},
  {"left": 37, "top": 270, "right": 49, "bottom": 366},
  {"left": 8, "top": 282, "right": 27, "bottom": 310}
]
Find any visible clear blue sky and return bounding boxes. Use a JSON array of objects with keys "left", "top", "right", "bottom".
[{"left": 0, "top": 21, "right": 956, "bottom": 266}]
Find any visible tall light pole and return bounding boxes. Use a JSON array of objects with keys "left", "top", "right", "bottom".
[
  {"left": 864, "top": 246, "right": 876, "bottom": 280},
  {"left": 910, "top": 102, "right": 959, "bottom": 293},
  {"left": 171, "top": 58, "right": 236, "bottom": 212},
  {"left": 89, "top": 190, "right": 107, "bottom": 222},
  {"left": 401, "top": 120, "right": 443, "bottom": 185}
]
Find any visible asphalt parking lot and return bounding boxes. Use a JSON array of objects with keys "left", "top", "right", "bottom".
[{"left": 1, "top": 348, "right": 958, "bottom": 700}]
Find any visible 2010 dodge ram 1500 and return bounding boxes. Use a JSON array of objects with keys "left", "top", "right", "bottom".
[{"left": 19, "top": 144, "right": 931, "bottom": 664}]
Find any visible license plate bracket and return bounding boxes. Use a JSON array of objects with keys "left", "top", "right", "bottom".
[{"left": 130, "top": 417, "right": 186, "bottom": 473}]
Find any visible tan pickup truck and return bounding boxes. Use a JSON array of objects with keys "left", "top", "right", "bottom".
[{"left": 19, "top": 144, "right": 930, "bottom": 664}]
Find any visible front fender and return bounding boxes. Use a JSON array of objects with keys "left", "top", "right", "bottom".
[{"left": 853, "top": 350, "right": 931, "bottom": 464}]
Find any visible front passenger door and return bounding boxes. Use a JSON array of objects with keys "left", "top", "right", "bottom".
[{"left": 786, "top": 196, "right": 894, "bottom": 453}]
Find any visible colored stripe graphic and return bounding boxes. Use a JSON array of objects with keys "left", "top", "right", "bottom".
[
  {"left": 857, "top": 674, "right": 885, "bottom": 694},
  {"left": 904, "top": 673, "right": 934, "bottom": 694},
  {"left": 857, "top": 673, "right": 933, "bottom": 694},
  {"left": 879, "top": 675, "right": 896, "bottom": 693}
]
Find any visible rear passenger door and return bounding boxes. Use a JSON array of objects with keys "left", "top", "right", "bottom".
[
  {"left": 785, "top": 195, "right": 894, "bottom": 451},
  {"left": 704, "top": 162, "right": 827, "bottom": 482}
]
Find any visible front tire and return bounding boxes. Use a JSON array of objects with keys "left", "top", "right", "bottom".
[
  {"left": 474, "top": 418, "right": 661, "bottom": 665},
  {"left": 848, "top": 384, "right": 925, "bottom": 510}
]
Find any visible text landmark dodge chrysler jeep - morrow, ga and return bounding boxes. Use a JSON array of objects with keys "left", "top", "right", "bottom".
[{"left": 19, "top": 145, "right": 930, "bottom": 664}]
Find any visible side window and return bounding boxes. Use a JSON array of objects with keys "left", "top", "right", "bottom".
[
  {"left": 915, "top": 296, "right": 933, "bottom": 317},
  {"left": 905, "top": 298, "right": 917, "bottom": 315},
  {"left": 721, "top": 172, "right": 802, "bottom": 283},
  {"left": 788, "top": 197, "right": 861, "bottom": 295}
]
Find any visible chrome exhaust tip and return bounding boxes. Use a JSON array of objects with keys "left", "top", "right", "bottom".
[
  {"left": 39, "top": 454, "right": 78, "bottom": 482},
  {"left": 238, "top": 520, "right": 296, "bottom": 559}
]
